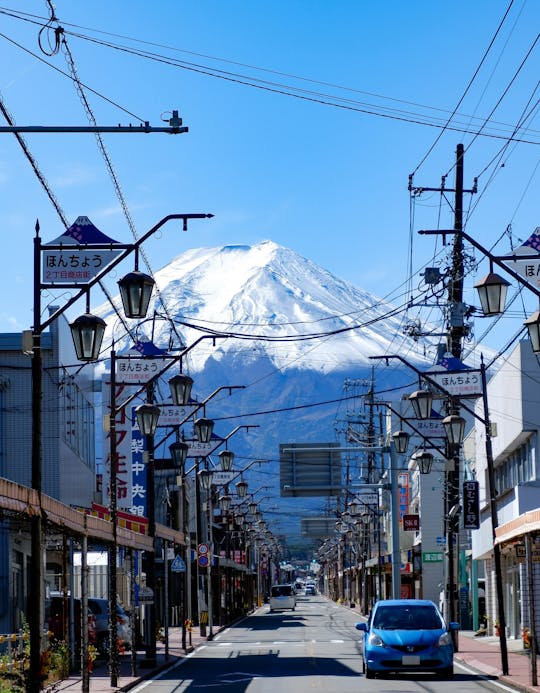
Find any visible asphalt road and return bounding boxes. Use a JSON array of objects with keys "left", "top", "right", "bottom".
[{"left": 130, "top": 593, "right": 512, "bottom": 693}]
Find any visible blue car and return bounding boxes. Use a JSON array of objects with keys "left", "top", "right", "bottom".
[{"left": 355, "top": 599, "right": 458, "bottom": 679}]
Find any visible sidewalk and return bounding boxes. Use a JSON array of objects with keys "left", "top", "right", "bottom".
[
  {"left": 48, "top": 624, "right": 209, "bottom": 692},
  {"left": 455, "top": 630, "right": 540, "bottom": 693}
]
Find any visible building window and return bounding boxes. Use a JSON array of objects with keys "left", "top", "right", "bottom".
[
  {"left": 61, "top": 375, "right": 95, "bottom": 470},
  {"left": 494, "top": 435, "right": 536, "bottom": 496}
]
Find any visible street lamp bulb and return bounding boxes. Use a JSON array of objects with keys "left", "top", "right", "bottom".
[
  {"left": 194, "top": 417, "right": 214, "bottom": 443},
  {"left": 69, "top": 313, "right": 107, "bottom": 362},
  {"left": 135, "top": 403, "right": 161, "bottom": 437},
  {"left": 168, "top": 373, "right": 194, "bottom": 406},
  {"left": 219, "top": 449, "right": 235, "bottom": 471},
  {"left": 474, "top": 272, "right": 510, "bottom": 317},
  {"left": 118, "top": 270, "right": 155, "bottom": 319}
]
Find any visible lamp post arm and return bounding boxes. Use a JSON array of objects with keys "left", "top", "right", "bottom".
[
  {"left": 115, "top": 335, "right": 219, "bottom": 413},
  {"left": 369, "top": 354, "right": 486, "bottom": 427},
  {"left": 374, "top": 400, "right": 447, "bottom": 457},
  {"left": 419, "top": 228, "right": 540, "bottom": 302},
  {"left": 39, "top": 213, "right": 213, "bottom": 333}
]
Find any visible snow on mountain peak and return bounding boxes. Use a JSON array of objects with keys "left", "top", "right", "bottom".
[{"left": 103, "top": 240, "right": 429, "bottom": 374}]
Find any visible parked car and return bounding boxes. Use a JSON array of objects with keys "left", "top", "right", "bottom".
[
  {"left": 269, "top": 584, "right": 296, "bottom": 612},
  {"left": 45, "top": 595, "right": 96, "bottom": 655},
  {"left": 355, "top": 599, "right": 458, "bottom": 679},
  {"left": 87, "top": 598, "right": 131, "bottom": 656},
  {"left": 305, "top": 584, "right": 316, "bottom": 595}
]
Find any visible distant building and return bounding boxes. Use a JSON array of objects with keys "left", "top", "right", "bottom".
[{"left": 0, "top": 314, "right": 96, "bottom": 631}]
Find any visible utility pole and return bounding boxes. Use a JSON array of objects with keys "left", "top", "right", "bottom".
[{"left": 410, "top": 144, "right": 476, "bottom": 641}]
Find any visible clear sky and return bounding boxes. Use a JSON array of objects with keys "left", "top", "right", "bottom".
[{"left": 0, "top": 1, "right": 539, "bottom": 355}]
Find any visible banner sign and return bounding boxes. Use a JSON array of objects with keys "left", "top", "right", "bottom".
[
  {"left": 426, "top": 369, "right": 482, "bottom": 397},
  {"left": 42, "top": 216, "right": 121, "bottom": 285},
  {"left": 156, "top": 404, "right": 199, "bottom": 426},
  {"left": 463, "top": 480, "right": 480, "bottom": 529}
]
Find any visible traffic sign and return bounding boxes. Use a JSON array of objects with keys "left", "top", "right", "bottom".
[
  {"left": 171, "top": 555, "right": 186, "bottom": 573},
  {"left": 198, "top": 554, "right": 209, "bottom": 568},
  {"left": 198, "top": 543, "right": 209, "bottom": 555}
]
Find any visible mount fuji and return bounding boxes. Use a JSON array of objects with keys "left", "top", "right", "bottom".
[{"left": 98, "top": 241, "right": 434, "bottom": 551}]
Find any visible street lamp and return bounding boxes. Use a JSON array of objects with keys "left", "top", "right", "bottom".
[
  {"left": 69, "top": 312, "right": 107, "bottom": 361},
  {"left": 410, "top": 449, "right": 434, "bottom": 475},
  {"left": 219, "top": 449, "right": 235, "bottom": 471},
  {"left": 235, "top": 480, "right": 248, "bottom": 498},
  {"left": 524, "top": 312, "right": 540, "bottom": 353},
  {"left": 408, "top": 390, "right": 433, "bottom": 419},
  {"left": 169, "top": 441, "right": 189, "bottom": 474},
  {"left": 195, "top": 417, "right": 215, "bottom": 443},
  {"left": 443, "top": 414, "right": 466, "bottom": 445},
  {"left": 474, "top": 271, "right": 510, "bottom": 316},
  {"left": 136, "top": 403, "right": 161, "bottom": 436},
  {"left": 118, "top": 270, "right": 155, "bottom": 319},
  {"left": 168, "top": 373, "right": 194, "bottom": 406},
  {"left": 392, "top": 430, "right": 410, "bottom": 455}
]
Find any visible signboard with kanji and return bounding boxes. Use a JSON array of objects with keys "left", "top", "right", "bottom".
[
  {"left": 463, "top": 480, "right": 480, "bottom": 529},
  {"left": 426, "top": 369, "right": 482, "bottom": 397},
  {"left": 156, "top": 404, "right": 199, "bottom": 426},
  {"left": 422, "top": 551, "right": 444, "bottom": 563},
  {"left": 42, "top": 216, "right": 121, "bottom": 285},
  {"left": 115, "top": 356, "right": 175, "bottom": 384}
]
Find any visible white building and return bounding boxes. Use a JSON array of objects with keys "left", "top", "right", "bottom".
[{"left": 470, "top": 339, "right": 540, "bottom": 640}]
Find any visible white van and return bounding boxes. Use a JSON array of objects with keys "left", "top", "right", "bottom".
[{"left": 269, "top": 584, "right": 296, "bottom": 612}]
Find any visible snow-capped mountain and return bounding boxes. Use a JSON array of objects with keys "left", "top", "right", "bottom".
[
  {"left": 102, "top": 241, "right": 431, "bottom": 373},
  {"left": 97, "top": 241, "right": 434, "bottom": 550}
]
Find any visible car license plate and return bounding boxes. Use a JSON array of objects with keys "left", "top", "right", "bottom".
[{"left": 402, "top": 655, "right": 420, "bottom": 666}]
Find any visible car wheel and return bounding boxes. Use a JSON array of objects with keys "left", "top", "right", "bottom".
[
  {"left": 365, "top": 665, "right": 375, "bottom": 679},
  {"left": 361, "top": 656, "right": 366, "bottom": 674},
  {"left": 292, "top": 607, "right": 295, "bottom": 611}
]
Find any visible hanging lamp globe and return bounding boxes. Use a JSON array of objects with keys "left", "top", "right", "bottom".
[
  {"left": 168, "top": 373, "right": 194, "bottom": 406},
  {"left": 474, "top": 272, "right": 510, "bottom": 316},
  {"left": 169, "top": 441, "right": 189, "bottom": 471},
  {"left": 118, "top": 270, "right": 155, "bottom": 319},
  {"left": 524, "top": 311, "right": 540, "bottom": 353},
  {"left": 409, "top": 390, "right": 433, "bottom": 419},
  {"left": 194, "top": 417, "right": 214, "bottom": 443},
  {"left": 219, "top": 449, "right": 235, "bottom": 471},
  {"left": 135, "top": 403, "right": 161, "bottom": 436},
  {"left": 443, "top": 414, "right": 466, "bottom": 445},
  {"left": 235, "top": 480, "right": 248, "bottom": 498},
  {"left": 392, "top": 430, "right": 410, "bottom": 455},
  {"left": 70, "top": 313, "right": 107, "bottom": 362}
]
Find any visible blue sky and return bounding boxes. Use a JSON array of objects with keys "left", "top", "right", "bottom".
[{"left": 0, "top": 1, "right": 539, "bottom": 354}]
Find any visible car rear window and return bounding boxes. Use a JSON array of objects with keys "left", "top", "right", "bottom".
[{"left": 271, "top": 585, "right": 293, "bottom": 597}]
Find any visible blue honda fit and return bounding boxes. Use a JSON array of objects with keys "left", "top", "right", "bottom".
[{"left": 355, "top": 599, "right": 458, "bottom": 679}]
